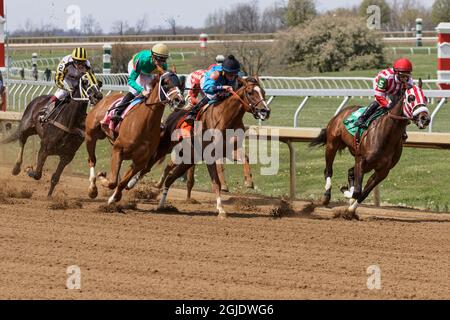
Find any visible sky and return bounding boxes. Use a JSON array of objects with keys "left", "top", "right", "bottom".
[{"left": 6, "top": 0, "right": 433, "bottom": 33}]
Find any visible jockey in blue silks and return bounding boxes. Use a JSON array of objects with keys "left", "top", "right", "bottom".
[{"left": 184, "top": 54, "right": 241, "bottom": 125}]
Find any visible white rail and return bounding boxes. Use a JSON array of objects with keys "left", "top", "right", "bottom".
[{"left": 4, "top": 79, "right": 450, "bottom": 133}]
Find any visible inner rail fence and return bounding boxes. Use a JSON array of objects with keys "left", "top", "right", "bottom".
[{"left": 3, "top": 78, "right": 450, "bottom": 133}]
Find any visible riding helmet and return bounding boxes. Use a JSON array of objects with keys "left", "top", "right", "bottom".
[
  {"left": 152, "top": 43, "right": 170, "bottom": 59},
  {"left": 393, "top": 58, "right": 413, "bottom": 73},
  {"left": 222, "top": 55, "right": 241, "bottom": 74},
  {"left": 72, "top": 47, "right": 88, "bottom": 61}
]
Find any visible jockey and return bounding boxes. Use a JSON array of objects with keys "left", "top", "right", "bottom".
[
  {"left": 354, "top": 58, "right": 414, "bottom": 128},
  {"left": 185, "top": 55, "right": 226, "bottom": 107},
  {"left": 110, "top": 43, "right": 169, "bottom": 124},
  {"left": 39, "top": 47, "right": 95, "bottom": 122},
  {"left": 184, "top": 55, "right": 241, "bottom": 125}
]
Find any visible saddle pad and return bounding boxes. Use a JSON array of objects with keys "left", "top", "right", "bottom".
[
  {"left": 101, "top": 97, "right": 144, "bottom": 132},
  {"left": 343, "top": 106, "right": 387, "bottom": 137}
]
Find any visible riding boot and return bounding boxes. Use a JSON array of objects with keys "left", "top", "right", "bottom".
[
  {"left": 39, "top": 96, "right": 59, "bottom": 123},
  {"left": 184, "top": 96, "right": 209, "bottom": 125},
  {"left": 354, "top": 101, "right": 379, "bottom": 128},
  {"left": 110, "top": 92, "right": 135, "bottom": 124}
]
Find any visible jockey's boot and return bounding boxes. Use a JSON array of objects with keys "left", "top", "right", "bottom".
[
  {"left": 39, "top": 96, "right": 58, "bottom": 123},
  {"left": 354, "top": 101, "right": 379, "bottom": 128},
  {"left": 184, "top": 96, "right": 209, "bottom": 125},
  {"left": 110, "top": 92, "right": 135, "bottom": 125}
]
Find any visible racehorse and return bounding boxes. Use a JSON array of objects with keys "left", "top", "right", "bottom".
[
  {"left": 309, "top": 81, "right": 430, "bottom": 219},
  {"left": 130, "top": 77, "right": 270, "bottom": 218},
  {"left": 84, "top": 71, "right": 185, "bottom": 204},
  {"left": 1, "top": 72, "right": 103, "bottom": 196}
]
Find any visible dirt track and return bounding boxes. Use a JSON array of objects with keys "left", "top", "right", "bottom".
[{"left": 0, "top": 166, "right": 449, "bottom": 299}]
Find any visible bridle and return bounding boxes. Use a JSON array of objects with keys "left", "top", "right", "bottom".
[
  {"left": 231, "top": 81, "right": 265, "bottom": 115},
  {"left": 145, "top": 72, "right": 182, "bottom": 108}
]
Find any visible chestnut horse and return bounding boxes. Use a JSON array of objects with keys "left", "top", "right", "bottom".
[
  {"left": 310, "top": 82, "right": 430, "bottom": 219},
  {"left": 84, "top": 71, "right": 185, "bottom": 204},
  {"left": 147, "top": 77, "right": 270, "bottom": 218},
  {"left": 1, "top": 73, "right": 103, "bottom": 196}
]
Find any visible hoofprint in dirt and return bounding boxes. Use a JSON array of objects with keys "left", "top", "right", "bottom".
[{"left": 0, "top": 166, "right": 449, "bottom": 299}]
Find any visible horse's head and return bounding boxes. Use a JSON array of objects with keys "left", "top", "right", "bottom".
[
  {"left": 240, "top": 77, "right": 271, "bottom": 121},
  {"left": 80, "top": 72, "right": 103, "bottom": 105},
  {"left": 157, "top": 71, "right": 185, "bottom": 109},
  {"left": 403, "top": 80, "right": 430, "bottom": 130}
]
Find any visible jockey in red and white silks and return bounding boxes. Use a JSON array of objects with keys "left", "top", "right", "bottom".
[{"left": 355, "top": 58, "right": 414, "bottom": 128}]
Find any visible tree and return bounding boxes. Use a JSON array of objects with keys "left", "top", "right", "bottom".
[
  {"left": 112, "top": 20, "right": 129, "bottom": 35},
  {"left": 358, "top": 0, "right": 391, "bottom": 26},
  {"left": 432, "top": 0, "right": 450, "bottom": 25},
  {"left": 277, "top": 14, "right": 385, "bottom": 72},
  {"left": 82, "top": 14, "right": 102, "bottom": 35},
  {"left": 165, "top": 16, "right": 178, "bottom": 35},
  {"left": 135, "top": 14, "right": 148, "bottom": 35},
  {"left": 285, "top": 0, "right": 316, "bottom": 27},
  {"left": 261, "top": 1, "right": 287, "bottom": 32}
]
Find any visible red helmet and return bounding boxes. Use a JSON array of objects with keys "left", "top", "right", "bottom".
[{"left": 393, "top": 58, "right": 413, "bottom": 73}]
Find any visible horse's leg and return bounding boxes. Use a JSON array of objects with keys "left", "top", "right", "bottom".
[
  {"left": 99, "top": 145, "right": 122, "bottom": 190},
  {"left": 206, "top": 163, "right": 226, "bottom": 218},
  {"left": 232, "top": 138, "right": 253, "bottom": 189},
  {"left": 342, "top": 167, "right": 355, "bottom": 200},
  {"left": 348, "top": 157, "right": 365, "bottom": 215},
  {"left": 242, "top": 154, "right": 254, "bottom": 189},
  {"left": 108, "top": 162, "right": 142, "bottom": 205},
  {"left": 186, "top": 165, "right": 195, "bottom": 200},
  {"left": 128, "top": 148, "right": 167, "bottom": 190},
  {"left": 86, "top": 132, "right": 99, "bottom": 199},
  {"left": 155, "top": 158, "right": 175, "bottom": 189},
  {"left": 322, "top": 141, "right": 339, "bottom": 206},
  {"left": 215, "top": 161, "right": 229, "bottom": 192},
  {"left": 27, "top": 142, "right": 48, "bottom": 180},
  {"left": 354, "top": 168, "right": 389, "bottom": 207},
  {"left": 48, "top": 155, "right": 73, "bottom": 197},
  {"left": 158, "top": 163, "right": 194, "bottom": 210},
  {"left": 12, "top": 132, "right": 31, "bottom": 176}
]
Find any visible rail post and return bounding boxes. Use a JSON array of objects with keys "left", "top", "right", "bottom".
[
  {"left": 103, "top": 44, "right": 112, "bottom": 74},
  {"left": 416, "top": 18, "right": 422, "bottom": 47}
]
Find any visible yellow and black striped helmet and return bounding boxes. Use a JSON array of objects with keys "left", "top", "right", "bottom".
[{"left": 72, "top": 47, "right": 88, "bottom": 61}]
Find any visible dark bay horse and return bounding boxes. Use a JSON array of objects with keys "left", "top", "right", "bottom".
[
  {"left": 310, "top": 82, "right": 430, "bottom": 219},
  {"left": 1, "top": 73, "right": 103, "bottom": 196},
  {"left": 141, "top": 77, "right": 270, "bottom": 218},
  {"left": 85, "top": 71, "right": 185, "bottom": 204}
]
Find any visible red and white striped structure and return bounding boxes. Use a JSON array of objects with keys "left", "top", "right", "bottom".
[
  {"left": 436, "top": 22, "right": 450, "bottom": 90},
  {"left": 0, "top": 0, "right": 6, "bottom": 111},
  {"left": 199, "top": 33, "right": 208, "bottom": 50}
]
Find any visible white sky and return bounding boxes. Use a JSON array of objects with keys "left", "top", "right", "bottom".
[{"left": 6, "top": 0, "right": 432, "bottom": 32}]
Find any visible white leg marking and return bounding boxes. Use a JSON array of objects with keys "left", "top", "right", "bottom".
[
  {"left": 325, "top": 177, "right": 332, "bottom": 190},
  {"left": 127, "top": 172, "right": 141, "bottom": 189},
  {"left": 108, "top": 191, "right": 117, "bottom": 205},
  {"left": 158, "top": 188, "right": 168, "bottom": 209},
  {"left": 344, "top": 186, "right": 355, "bottom": 199},
  {"left": 348, "top": 199, "right": 359, "bottom": 213},
  {"left": 89, "top": 167, "right": 96, "bottom": 185},
  {"left": 217, "top": 197, "right": 226, "bottom": 215}
]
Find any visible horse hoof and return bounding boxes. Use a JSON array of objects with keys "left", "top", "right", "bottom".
[
  {"left": 12, "top": 165, "right": 21, "bottom": 176},
  {"left": 343, "top": 210, "right": 359, "bottom": 221},
  {"left": 218, "top": 211, "right": 228, "bottom": 219},
  {"left": 245, "top": 181, "right": 254, "bottom": 189},
  {"left": 97, "top": 172, "right": 107, "bottom": 178},
  {"left": 321, "top": 195, "right": 331, "bottom": 206},
  {"left": 88, "top": 187, "right": 98, "bottom": 199},
  {"left": 221, "top": 187, "right": 229, "bottom": 193}
]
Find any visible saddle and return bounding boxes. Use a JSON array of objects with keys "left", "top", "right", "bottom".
[
  {"left": 174, "top": 104, "right": 210, "bottom": 139},
  {"left": 101, "top": 97, "right": 144, "bottom": 133}
]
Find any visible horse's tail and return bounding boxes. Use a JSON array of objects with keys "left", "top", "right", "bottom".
[
  {"left": 0, "top": 127, "right": 20, "bottom": 144},
  {"left": 309, "top": 128, "right": 327, "bottom": 147}
]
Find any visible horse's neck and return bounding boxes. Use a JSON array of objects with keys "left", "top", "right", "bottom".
[
  {"left": 144, "top": 85, "right": 166, "bottom": 121},
  {"left": 207, "top": 92, "right": 245, "bottom": 130},
  {"left": 375, "top": 97, "right": 407, "bottom": 143}
]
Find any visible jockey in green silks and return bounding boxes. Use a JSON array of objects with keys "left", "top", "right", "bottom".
[{"left": 110, "top": 43, "right": 169, "bottom": 124}]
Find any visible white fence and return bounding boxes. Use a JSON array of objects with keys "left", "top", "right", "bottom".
[{"left": 4, "top": 78, "right": 450, "bottom": 133}]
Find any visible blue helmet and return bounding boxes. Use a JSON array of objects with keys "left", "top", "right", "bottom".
[{"left": 222, "top": 55, "right": 240, "bottom": 74}]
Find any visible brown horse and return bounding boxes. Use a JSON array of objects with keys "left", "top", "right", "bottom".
[
  {"left": 1, "top": 73, "right": 103, "bottom": 196},
  {"left": 142, "top": 77, "right": 270, "bottom": 218},
  {"left": 84, "top": 71, "right": 185, "bottom": 204},
  {"left": 310, "top": 82, "right": 430, "bottom": 219}
]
